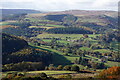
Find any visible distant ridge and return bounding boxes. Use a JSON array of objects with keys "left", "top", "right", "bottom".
[
  {"left": 47, "top": 10, "right": 117, "bottom": 17},
  {"left": 1, "top": 9, "right": 41, "bottom": 15}
]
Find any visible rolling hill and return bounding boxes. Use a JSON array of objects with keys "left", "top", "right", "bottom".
[
  {"left": 1, "top": 9, "right": 118, "bottom": 35},
  {"left": 0, "top": 9, "right": 42, "bottom": 21}
]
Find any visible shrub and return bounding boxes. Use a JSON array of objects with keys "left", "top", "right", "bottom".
[
  {"left": 71, "top": 65, "right": 80, "bottom": 72},
  {"left": 5, "top": 72, "right": 17, "bottom": 79},
  {"left": 63, "top": 65, "right": 71, "bottom": 71},
  {"left": 39, "top": 72, "right": 47, "bottom": 79},
  {"left": 57, "top": 65, "right": 63, "bottom": 70},
  {"left": 48, "top": 64, "right": 56, "bottom": 70}
]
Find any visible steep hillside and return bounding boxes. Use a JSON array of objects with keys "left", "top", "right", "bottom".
[
  {"left": 2, "top": 33, "right": 52, "bottom": 66},
  {"left": 2, "top": 33, "right": 28, "bottom": 54}
]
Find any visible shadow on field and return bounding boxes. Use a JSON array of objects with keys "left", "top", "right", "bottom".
[
  {"left": 51, "top": 53, "right": 71, "bottom": 65},
  {"left": 30, "top": 45, "right": 71, "bottom": 65}
]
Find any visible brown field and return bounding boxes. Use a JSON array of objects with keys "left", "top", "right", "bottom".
[
  {"left": 0, "top": 25, "right": 18, "bottom": 29},
  {"left": 27, "top": 13, "right": 48, "bottom": 17}
]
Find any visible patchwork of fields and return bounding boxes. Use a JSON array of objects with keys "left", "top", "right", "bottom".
[{"left": 1, "top": 9, "right": 120, "bottom": 79}]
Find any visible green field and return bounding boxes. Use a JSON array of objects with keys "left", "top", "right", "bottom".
[
  {"left": 80, "top": 47, "right": 92, "bottom": 51},
  {"left": 30, "top": 44, "right": 80, "bottom": 65},
  {"left": 37, "top": 33, "right": 100, "bottom": 39},
  {"left": 93, "top": 49, "right": 111, "bottom": 53},
  {"left": 29, "top": 26, "right": 55, "bottom": 30},
  {"left": 29, "top": 25, "right": 64, "bottom": 30},
  {"left": 2, "top": 70, "right": 97, "bottom": 79},
  {"left": 46, "top": 24, "right": 64, "bottom": 27},
  {"left": 30, "top": 44, "right": 69, "bottom": 64},
  {"left": 27, "top": 70, "right": 76, "bottom": 75},
  {"left": 1, "top": 10, "right": 120, "bottom": 80},
  {"left": 25, "top": 18, "right": 51, "bottom": 22},
  {"left": 2, "top": 70, "right": 76, "bottom": 78},
  {"left": 31, "top": 33, "right": 119, "bottom": 68},
  {"left": 30, "top": 43, "right": 120, "bottom": 67},
  {"left": 37, "top": 24, "right": 64, "bottom": 27},
  {"left": 42, "top": 39, "right": 70, "bottom": 44}
]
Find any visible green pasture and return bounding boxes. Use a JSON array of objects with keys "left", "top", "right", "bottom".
[
  {"left": 42, "top": 39, "right": 70, "bottom": 44},
  {"left": 37, "top": 33, "right": 99, "bottom": 39},
  {"left": 27, "top": 70, "right": 76, "bottom": 75},
  {"left": 93, "top": 49, "right": 111, "bottom": 53},
  {"left": 30, "top": 44, "right": 98, "bottom": 65},
  {"left": 25, "top": 18, "right": 51, "bottom": 22},
  {"left": 30, "top": 43, "right": 118, "bottom": 65},
  {"left": 30, "top": 44, "right": 80, "bottom": 64},
  {"left": 80, "top": 47, "right": 92, "bottom": 51},
  {"left": 46, "top": 24, "right": 64, "bottom": 27},
  {"left": 2, "top": 70, "right": 76, "bottom": 78}
]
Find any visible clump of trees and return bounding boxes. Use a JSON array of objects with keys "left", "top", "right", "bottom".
[
  {"left": 3, "top": 25, "right": 45, "bottom": 38},
  {"left": 2, "top": 33, "right": 54, "bottom": 72},
  {"left": 2, "top": 33, "right": 28, "bottom": 54},
  {"left": 57, "top": 65, "right": 63, "bottom": 70},
  {"left": 2, "top": 62, "right": 44, "bottom": 71},
  {"left": 71, "top": 65, "right": 80, "bottom": 72},
  {"left": 46, "top": 27, "right": 93, "bottom": 34},
  {"left": 99, "top": 31, "right": 120, "bottom": 43},
  {"left": 3, "top": 47, "right": 52, "bottom": 65},
  {"left": 44, "top": 14, "right": 77, "bottom": 23},
  {"left": 97, "top": 66, "right": 120, "bottom": 79},
  {"left": 2, "top": 72, "right": 55, "bottom": 80},
  {"left": 63, "top": 65, "right": 72, "bottom": 71},
  {"left": 2, "top": 13, "right": 27, "bottom": 21},
  {"left": 45, "top": 64, "right": 80, "bottom": 72},
  {"left": 74, "top": 56, "right": 107, "bottom": 69}
]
